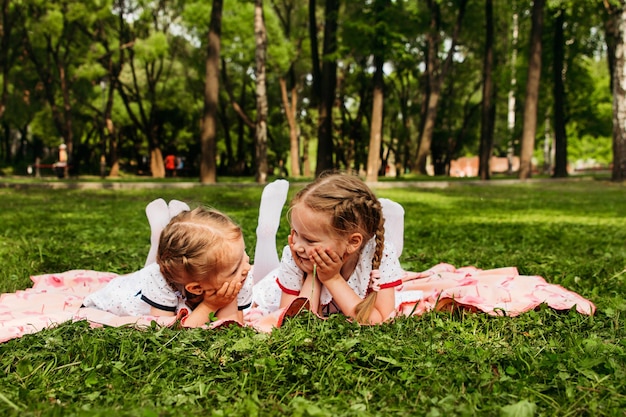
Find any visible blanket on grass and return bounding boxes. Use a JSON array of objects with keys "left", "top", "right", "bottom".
[{"left": 0, "top": 264, "right": 595, "bottom": 343}]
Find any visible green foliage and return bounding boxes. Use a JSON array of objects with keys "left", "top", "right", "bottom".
[
  {"left": 134, "top": 33, "right": 171, "bottom": 63},
  {"left": 1, "top": 0, "right": 616, "bottom": 178},
  {"left": 0, "top": 180, "right": 624, "bottom": 415},
  {"left": 568, "top": 133, "right": 613, "bottom": 167},
  {"left": 265, "top": 4, "right": 297, "bottom": 74},
  {"left": 30, "top": 109, "right": 62, "bottom": 148},
  {"left": 39, "top": 9, "right": 64, "bottom": 40}
]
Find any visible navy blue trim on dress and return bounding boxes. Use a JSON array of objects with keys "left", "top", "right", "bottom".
[
  {"left": 140, "top": 294, "right": 177, "bottom": 312},
  {"left": 238, "top": 303, "right": 252, "bottom": 311}
]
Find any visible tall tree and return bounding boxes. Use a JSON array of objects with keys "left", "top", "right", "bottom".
[
  {"left": 519, "top": 0, "right": 546, "bottom": 179},
  {"left": 21, "top": 0, "right": 91, "bottom": 168},
  {"left": 0, "top": 0, "right": 18, "bottom": 122},
  {"left": 273, "top": 0, "right": 307, "bottom": 178},
  {"left": 478, "top": 0, "right": 495, "bottom": 180},
  {"left": 113, "top": 0, "right": 192, "bottom": 178},
  {"left": 86, "top": 0, "right": 126, "bottom": 177},
  {"left": 552, "top": 6, "right": 568, "bottom": 177},
  {"left": 365, "top": 0, "right": 389, "bottom": 182},
  {"left": 315, "top": 0, "right": 339, "bottom": 175},
  {"left": 507, "top": 10, "right": 519, "bottom": 174},
  {"left": 604, "top": 0, "right": 626, "bottom": 181},
  {"left": 254, "top": 0, "right": 269, "bottom": 183},
  {"left": 200, "top": 0, "right": 223, "bottom": 184},
  {"left": 413, "top": 0, "right": 467, "bottom": 175}
]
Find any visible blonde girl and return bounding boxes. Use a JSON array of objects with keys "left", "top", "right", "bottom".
[
  {"left": 83, "top": 207, "right": 252, "bottom": 327},
  {"left": 276, "top": 173, "right": 404, "bottom": 324}
]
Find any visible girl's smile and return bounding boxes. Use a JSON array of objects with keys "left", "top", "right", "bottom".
[{"left": 289, "top": 203, "right": 355, "bottom": 275}]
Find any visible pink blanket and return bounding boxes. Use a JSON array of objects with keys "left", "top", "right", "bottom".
[
  {"left": 395, "top": 263, "right": 595, "bottom": 317},
  {"left": 0, "top": 264, "right": 595, "bottom": 343}
]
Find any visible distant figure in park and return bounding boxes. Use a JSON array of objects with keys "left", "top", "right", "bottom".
[
  {"left": 83, "top": 205, "right": 253, "bottom": 327},
  {"left": 164, "top": 153, "right": 176, "bottom": 177},
  {"left": 54, "top": 143, "right": 68, "bottom": 178},
  {"left": 176, "top": 156, "right": 184, "bottom": 176}
]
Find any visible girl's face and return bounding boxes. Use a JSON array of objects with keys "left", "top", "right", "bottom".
[
  {"left": 289, "top": 203, "right": 347, "bottom": 273},
  {"left": 200, "top": 237, "right": 251, "bottom": 292}
]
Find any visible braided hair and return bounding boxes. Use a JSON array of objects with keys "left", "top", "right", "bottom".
[
  {"left": 290, "top": 171, "right": 386, "bottom": 323},
  {"left": 157, "top": 207, "right": 243, "bottom": 308}
]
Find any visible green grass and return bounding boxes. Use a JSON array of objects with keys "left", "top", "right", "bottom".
[{"left": 0, "top": 179, "right": 624, "bottom": 416}]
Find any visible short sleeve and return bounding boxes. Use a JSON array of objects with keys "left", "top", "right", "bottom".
[
  {"left": 276, "top": 245, "right": 305, "bottom": 295},
  {"left": 237, "top": 271, "right": 254, "bottom": 310},
  {"left": 377, "top": 241, "right": 405, "bottom": 289},
  {"left": 140, "top": 263, "right": 179, "bottom": 312}
]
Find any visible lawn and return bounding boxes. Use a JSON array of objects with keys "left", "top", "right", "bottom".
[{"left": 0, "top": 178, "right": 624, "bottom": 416}]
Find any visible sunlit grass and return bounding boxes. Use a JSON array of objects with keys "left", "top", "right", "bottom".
[{"left": 0, "top": 179, "right": 624, "bottom": 415}]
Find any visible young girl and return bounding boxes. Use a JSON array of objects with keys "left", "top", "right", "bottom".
[
  {"left": 270, "top": 173, "right": 405, "bottom": 324},
  {"left": 82, "top": 206, "right": 253, "bottom": 327}
]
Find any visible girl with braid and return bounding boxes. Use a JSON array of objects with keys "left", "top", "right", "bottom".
[
  {"left": 273, "top": 172, "right": 404, "bottom": 324},
  {"left": 83, "top": 207, "right": 253, "bottom": 327}
]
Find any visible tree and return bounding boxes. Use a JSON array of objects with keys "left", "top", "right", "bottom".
[
  {"left": 506, "top": 10, "right": 519, "bottom": 175},
  {"left": 478, "top": 0, "right": 495, "bottom": 180},
  {"left": 21, "top": 0, "right": 96, "bottom": 170},
  {"left": 272, "top": 0, "right": 308, "bottom": 178},
  {"left": 413, "top": 0, "right": 468, "bottom": 175},
  {"left": 604, "top": 0, "right": 626, "bottom": 181},
  {"left": 0, "top": 0, "right": 19, "bottom": 122},
  {"left": 254, "top": 0, "right": 269, "bottom": 183},
  {"left": 552, "top": 5, "right": 568, "bottom": 177},
  {"left": 519, "top": 0, "right": 546, "bottom": 179},
  {"left": 365, "top": 0, "right": 390, "bottom": 183},
  {"left": 200, "top": 0, "right": 223, "bottom": 184},
  {"left": 314, "top": 0, "right": 339, "bottom": 176}
]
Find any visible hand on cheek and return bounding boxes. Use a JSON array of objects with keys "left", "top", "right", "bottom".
[
  {"left": 309, "top": 247, "right": 342, "bottom": 282},
  {"left": 202, "top": 281, "right": 241, "bottom": 311}
]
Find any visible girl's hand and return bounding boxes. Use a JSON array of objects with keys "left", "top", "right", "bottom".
[
  {"left": 202, "top": 280, "right": 242, "bottom": 311},
  {"left": 309, "top": 247, "right": 343, "bottom": 283}
]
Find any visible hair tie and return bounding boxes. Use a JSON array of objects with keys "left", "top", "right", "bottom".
[{"left": 369, "top": 269, "right": 381, "bottom": 292}]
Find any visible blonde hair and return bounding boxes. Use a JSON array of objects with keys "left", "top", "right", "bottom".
[
  {"left": 290, "top": 171, "right": 385, "bottom": 323},
  {"left": 157, "top": 206, "right": 243, "bottom": 307}
]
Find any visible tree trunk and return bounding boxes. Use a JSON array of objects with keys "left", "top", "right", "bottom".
[
  {"left": 280, "top": 77, "right": 301, "bottom": 177},
  {"left": 0, "top": 0, "right": 11, "bottom": 122},
  {"left": 543, "top": 110, "right": 552, "bottom": 174},
  {"left": 552, "top": 7, "right": 568, "bottom": 178},
  {"left": 254, "top": 0, "right": 269, "bottom": 184},
  {"left": 315, "top": 0, "right": 339, "bottom": 176},
  {"left": 309, "top": 0, "right": 321, "bottom": 106},
  {"left": 519, "top": 0, "right": 545, "bottom": 179},
  {"left": 365, "top": 0, "right": 387, "bottom": 183},
  {"left": 366, "top": 53, "right": 384, "bottom": 182},
  {"left": 479, "top": 0, "right": 495, "bottom": 180},
  {"left": 302, "top": 132, "right": 311, "bottom": 177},
  {"left": 605, "top": 1, "right": 626, "bottom": 182},
  {"left": 507, "top": 12, "right": 519, "bottom": 175},
  {"left": 413, "top": 0, "right": 467, "bottom": 175},
  {"left": 200, "top": 0, "right": 223, "bottom": 184}
]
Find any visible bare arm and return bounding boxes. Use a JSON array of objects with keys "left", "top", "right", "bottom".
[
  {"left": 279, "top": 291, "right": 299, "bottom": 309},
  {"left": 149, "top": 306, "right": 176, "bottom": 317},
  {"left": 215, "top": 298, "right": 243, "bottom": 323},
  {"left": 298, "top": 273, "right": 321, "bottom": 314}
]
